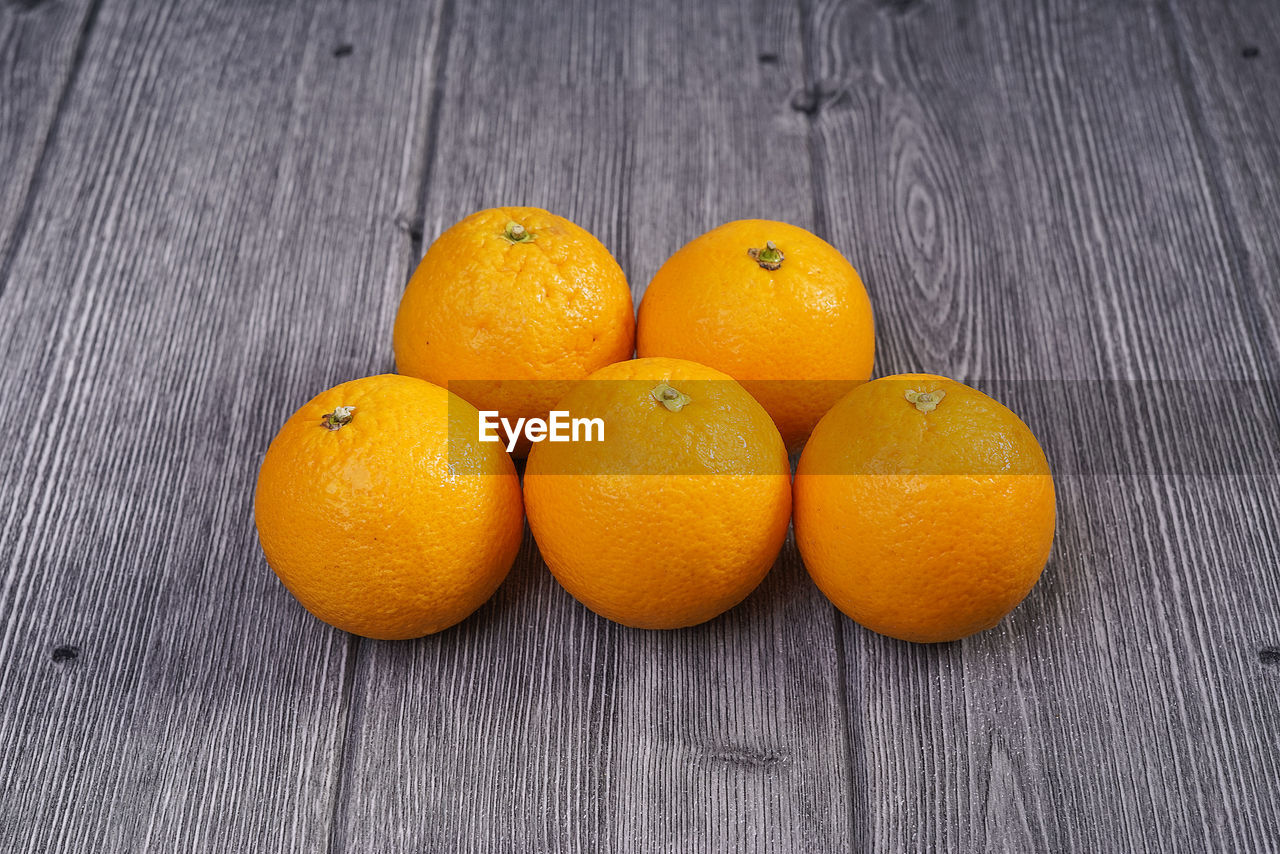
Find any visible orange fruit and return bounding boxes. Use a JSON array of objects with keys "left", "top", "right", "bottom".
[
  {"left": 637, "top": 219, "right": 873, "bottom": 449},
  {"left": 523, "top": 357, "right": 791, "bottom": 629},
  {"left": 793, "top": 374, "right": 1056, "bottom": 643},
  {"left": 393, "top": 206, "right": 635, "bottom": 447},
  {"left": 254, "top": 374, "right": 524, "bottom": 639}
]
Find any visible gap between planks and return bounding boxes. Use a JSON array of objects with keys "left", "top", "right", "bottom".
[
  {"left": 324, "top": 0, "right": 459, "bottom": 849},
  {"left": 0, "top": 0, "right": 106, "bottom": 298},
  {"left": 1153, "top": 0, "right": 1280, "bottom": 379}
]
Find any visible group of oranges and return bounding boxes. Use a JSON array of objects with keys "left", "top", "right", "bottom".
[{"left": 254, "top": 207, "right": 1056, "bottom": 644}]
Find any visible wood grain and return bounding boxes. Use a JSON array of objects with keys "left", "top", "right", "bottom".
[
  {"left": 0, "top": 0, "right": 445, "bottom": 850},
  {"left": 0, "top": 0, "right": 98, "bottom": 291},
  {"left": 1163, "top": 0, "right": 1280, "bottom": 371},
  {"left": 1, "top": 0, "right": 1278, "bottom": 850},
  {"left": 808, "top": 0, "right": 1280, "bottom": 850},
  {"left": 329, "top": 2, "right": 863, "bottom": 851}
]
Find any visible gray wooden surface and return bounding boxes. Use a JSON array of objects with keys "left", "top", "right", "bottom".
[{"left": 0, "top": 0, "right": 1276, "bottom": 851}]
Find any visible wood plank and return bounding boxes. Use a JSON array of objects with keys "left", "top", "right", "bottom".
[
  {"left": 0, "top": 0, "right": 445, "bottom": 850},
  {"left": 807, "top": 0, "right": 1280, "bottom": 850},
  {"left": 330, "top": 2, "right": 862, "bottom": 851},
  {"left": 0, "top": 0, "right": 98, "bottom": 290},
  {"left": 1162, "top": 0, "right": 1280, "bottom": 370}
]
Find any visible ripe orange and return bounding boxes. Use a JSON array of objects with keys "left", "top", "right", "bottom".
[
  {"left": 637, "top": 219, "right": 874, "bottom": 449},
  {"left": 393, "top": 206, "right": 635, "bottom": 446},
  {"left": 793, "top": 374, "right": 1056, "bottom": 643},
  {"left": 254, "top": 374, "right": 524, "bottom": 639},
  {"left": 523, "top": 357, "right": 791, "bottom": 629}
]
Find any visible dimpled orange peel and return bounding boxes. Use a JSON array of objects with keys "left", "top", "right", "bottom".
[
  {"left": 637, "top": 219, "right": 874, "bottom": 449},
  {"left": 393, "top": 207, "right": 635, "bottom": 450},
  {"left": 523, "top": 357, "right": 792, "bottom": 629},
  {"left": 254, "top": 374, "right": 524, "bottom": 639},
  {"left": 794, "top": 374, "right": 1056, "bottom": 644}
]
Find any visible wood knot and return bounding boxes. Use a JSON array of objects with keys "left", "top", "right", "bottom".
[
  {"left": 702, "top": 746, "right": 788, "bottom": 769},
  {"left": 394, "top": 212, "right": 424, "bottom": 242},
  {"left": 790, "top": 82, "right": 844, "bottom": 116},
  {"left": 874, "top": 0, "right": 923, "bottom": 14},
  {"left": 52, "top": 645, "right": 79, "bottom": 663},
  {"left": 790, "top": 89, "right": 820, "bottom": 116}
]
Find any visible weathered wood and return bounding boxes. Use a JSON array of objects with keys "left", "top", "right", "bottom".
[
  {"left": 0, "top": 0, "right": 98, "bottom": 290},
  {"left": 808, "top": 0, "right": 1280, "bottom": 850},
  {"left": 0, "top": 0, "right": 445, "bottom": 850},
  {"left": 328, "top": 2, "right": 862, "bottom": 852},
  {"left": 2, "top": 0, "right": 1280, "bottom": 850},
  {"left": 1164, "top": 0, "right": 1280, "bottom": 371}
]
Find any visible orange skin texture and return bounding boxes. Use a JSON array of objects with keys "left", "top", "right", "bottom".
[
  {"left": 524, "top": 357, "right": 792, "bottom": 630},
  {"left": 637, "top": 219, "right": 874, "bottom": 449},
  {"left": 254, "top": 374, "right": 524, "bottom": 640},
  {"left": 393, "top": 206, "right": 635, "bottom": 450},
  {"left": 793, "top": 374, "right": 1056, "bottom": 644}
]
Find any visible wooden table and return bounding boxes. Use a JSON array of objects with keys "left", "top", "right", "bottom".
[{"left": 2, "top": 0, "right": 1277, "bottom": 850}]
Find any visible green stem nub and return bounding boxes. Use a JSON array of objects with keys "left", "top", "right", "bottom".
[
  {"left": 748, "top": 240, "right": 784, "bottom": 271},
  {"left": 322, "top": 406, "right": 355, "bottom": 430},
  {"left": 651, "top": 383, "right": 692, "bottom": 412},
  {"left": 905, "top": 389, "right": 945, "bottom": 413},
  {"left": 504, "top": 221, "right": 534, "bottom": 243}
]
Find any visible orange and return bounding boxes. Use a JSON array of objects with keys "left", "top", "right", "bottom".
[
  {"left": 254, "top": 374, "right": 524, "bottom": 639},
  {"left": 523, "top": 357, "right": 791, "bottom": 629},
  {"left": 793, "top": 374, "right": 1055, "bottom": 643},
  {"left": 637, "top": 219, "right": 873, "bottom": 449},
  {"left": 393, "top": 206, "right": 635, "bottom": 447}
]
